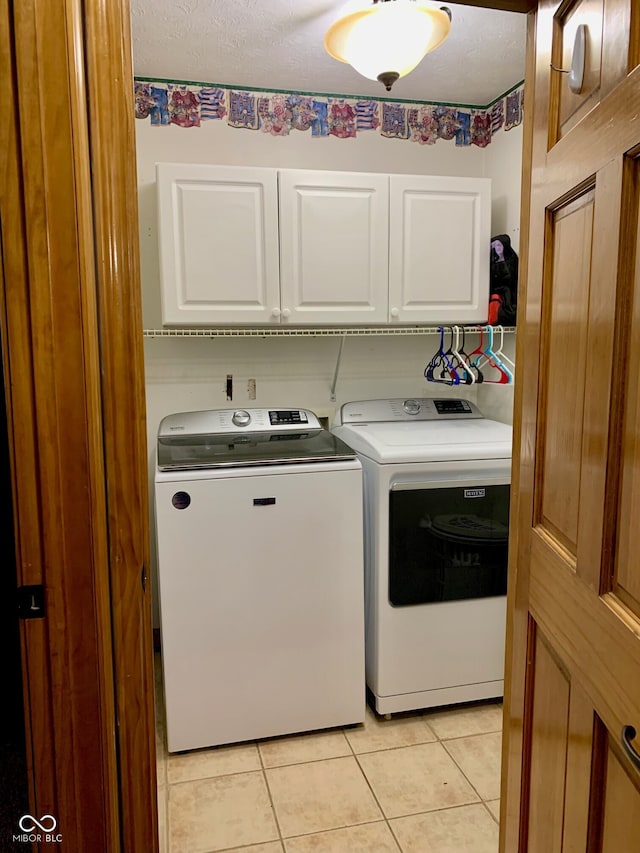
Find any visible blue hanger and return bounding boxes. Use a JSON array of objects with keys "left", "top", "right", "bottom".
[{"left": 424, "top": 327, "right": 460, "bottom": 386}]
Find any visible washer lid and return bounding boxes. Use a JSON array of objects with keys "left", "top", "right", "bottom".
[
  {"left": 333, "top": 418, "right": 512, "bottom": 464},
  {"left": 157, "top": 428, "right": 357, "bottom": 471}
]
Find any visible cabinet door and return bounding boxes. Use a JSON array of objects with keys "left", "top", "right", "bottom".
[
  {"left": 389, "top": 175, "right": 491, "bottom": 324},
  {"left": 279, "top": 170, "right": 389, "bottom": 324},
  {"left": 157, "top": 163, "right": 281, "bottom": 325}
]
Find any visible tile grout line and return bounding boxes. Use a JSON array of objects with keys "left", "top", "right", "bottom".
[
  {"left": 440, "top": 736, "right": 497, "bottom": 809},
  {"left": 256, "top": 740, "right": 286, "bottom": 847},
  {"left": 201, "top": 839, "right": 284, "bottom": 853},
  {"left": 281, "top": 817, "right": 399, "bottom": 844},
  {"left": 482, "top": 798, "right": 501, "bottom": 826},
  {"left": 347, "top": 706, "right": 504, "bottom": 847},
  {"left": 356, "top": 710, "right": 501, "bottom": 837},
  {"left": 353, "top": 743, "right": 496, "bottom": 850},
  {"left": 342, "top": 720, "right": 402, "bottom": 853},
  {"left": 429, "top": 726, "right": 502, "bottom": 744},
  {"left": 423, "top": 705, "right": 503, "bottom": 817},
  {"left": 351, "top": 750, "right": 404, "bottom": 852},
  {"left": 343, "top": 719, "right": 404, "bottom": 852}
]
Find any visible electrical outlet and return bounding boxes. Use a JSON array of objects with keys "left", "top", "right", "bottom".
[{"left": 247, "top": 379, "right": 256, "bottom": 400}]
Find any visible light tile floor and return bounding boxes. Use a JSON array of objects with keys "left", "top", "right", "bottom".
[{"left": 155, "top": 665, "right": 502, "bottom": 853}]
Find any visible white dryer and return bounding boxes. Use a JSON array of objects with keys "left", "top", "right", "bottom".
[
  {"left": 333, "top": 398, "right": 512, "bottom": 715},
  {"left": 155, "top": 407, "right": 365, "bottom": 752}
]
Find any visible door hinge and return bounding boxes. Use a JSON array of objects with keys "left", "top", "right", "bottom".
[{"left": 17, "top": 585, "right": 46, "bottom": 619}]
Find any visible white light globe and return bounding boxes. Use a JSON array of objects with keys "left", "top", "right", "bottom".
[{"left": 324, "top": 1, "right": 451, "bottom": 87}]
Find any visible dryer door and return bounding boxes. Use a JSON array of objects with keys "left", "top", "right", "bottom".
[{"left": 389, "top": 478, "right": 510, "bottom": 606}]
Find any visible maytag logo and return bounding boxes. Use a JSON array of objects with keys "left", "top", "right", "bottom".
[{"left": 464, "top": 488, "right": 485, "bottom": 499}]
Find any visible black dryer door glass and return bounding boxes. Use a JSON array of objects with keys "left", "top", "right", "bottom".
[{"left": 389, "top": 483, "right": 510, "bottom": 606}]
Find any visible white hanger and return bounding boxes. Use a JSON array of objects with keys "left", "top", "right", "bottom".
[
  {"left": 451, "top": 325, "right": 475, "bottom": 384},
  {"left": 493, "top": 324, "right": 515, "bottom": 370}
]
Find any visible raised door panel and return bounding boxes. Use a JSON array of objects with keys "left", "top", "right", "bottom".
[
  {"left": 527, "top": 633, "right": 571, "bottom": 853},
  {"left": 525, "top": 623, "right": 640, "bottom": 853},
  {"left": 550, "top": 0, "right": 630, "bottom": 144},
  {"left": 157, "top": 163, "right": 280, "bottom": 325},
  {"left": 615, "top": 185, "right": 640, "bottom": 618},
  {"left": 389, "top": 175, "right": 491, "bottom": 324},
  {"left": 278, "top": 170, "right": 389, "bottom": 324},
  {"left": 536, "top": 191, "right": 594, "bottom": 554},
  {"left": 553, "top": 0, "right": 604, "bottom": 141},
  {"left": 601, "top": 748, "right": 640, "bottom": 852}
]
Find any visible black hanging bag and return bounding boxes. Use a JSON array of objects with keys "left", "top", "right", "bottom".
[{"left": 488, "top": 234, "right": 518, "bottom": 325}]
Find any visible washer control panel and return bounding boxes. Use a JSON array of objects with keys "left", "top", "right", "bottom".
[{"left": 159, "top": 408, "right": 320, "bottom": 437}]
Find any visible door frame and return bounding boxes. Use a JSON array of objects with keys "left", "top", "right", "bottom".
[
  {"left": 499, "top": 9, "right": 537, "bottom": 851},
  {"left": 1, "top": 1, "right": 156, "bottom": 850}
]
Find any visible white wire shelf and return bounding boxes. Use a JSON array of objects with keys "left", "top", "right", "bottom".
[{"left": 143, "top": 325, "right": 516, "bottom": 338}]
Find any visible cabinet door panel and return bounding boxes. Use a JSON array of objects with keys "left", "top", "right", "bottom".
[
  {"left": 279, "top": 170, "right": 389, "bottom": 324},
  {"left": 389, "top": 175, "right": 491, "bottom": 323},
  {"left": 157, "top": 163, "right": 280, "bottom": 325}
]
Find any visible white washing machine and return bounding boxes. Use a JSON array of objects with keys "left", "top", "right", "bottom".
[
  {"left": 155, "top": 407, "right": 365, "bottom": 752},
  {"left": 333, "top": 398, "right": 512, "bottom": 715}
]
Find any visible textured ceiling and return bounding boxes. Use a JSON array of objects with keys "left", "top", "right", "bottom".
[{"left": 130, "top": 0, "right": 526, "bottom": 106}]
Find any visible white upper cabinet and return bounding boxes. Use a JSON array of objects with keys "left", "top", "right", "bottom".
[
  {"left": 156, "top": 164, "right": 491, "bottom": 327},
  {"left": 389, "top": 175, "right": 491, "bottom": 324},
  {"left": 278, "top": 170, "right": 389, "bottom": 324},
  {"left": 157, "top": 163, "right": 281, "bottom": 325}
]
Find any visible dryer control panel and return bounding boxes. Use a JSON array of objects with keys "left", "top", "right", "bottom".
[{"left": 336, "top": 398, "right": 483, "bottom": 425}]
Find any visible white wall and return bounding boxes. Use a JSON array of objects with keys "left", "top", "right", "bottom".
[
  {"left": 477, "top": 123, "right": 522, "bottom": 422},
  {"left": 137, "top": 115, "right": 522, "bottom": 625},
  {"left": 484, "top": 122, "right": 523, "bottom": 253}
]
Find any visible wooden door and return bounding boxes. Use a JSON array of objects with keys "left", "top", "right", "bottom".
[
  {"left": 502, "top": 2, "right": 640, "bottom": 850},
  {"left": 278, "top": 169, "right": 389, "bottom": 324},
  {"left": 388, "top": 175, "right": 491, "bottom": 324},
  {"left": 157, "top": 163, "right": 281, "bottom": 325}
]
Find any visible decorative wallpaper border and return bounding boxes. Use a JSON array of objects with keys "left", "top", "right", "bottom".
[{"left": 134, "top": 79, "right": 524, "bottom": 148}]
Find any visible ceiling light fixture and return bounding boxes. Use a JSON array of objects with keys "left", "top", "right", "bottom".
[{"left": 324, "top": 0, "right": 452, "bottom": 92}]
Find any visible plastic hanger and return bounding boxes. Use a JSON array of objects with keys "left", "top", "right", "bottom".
[
  {"left": 443, "top": 326, "right": 470, "bottom": 386},
  {"left": 493, "top": 324, "right": 515, "bottom": 371},
  {"left": 454, "top": 325, "right": 484, "bottom": 384},
  {"left": 448, "top": 326, "right": 474, "bottom": 385},
  {"left": 485, "top": 325, "right": 513, "bottom": 383},
  {"left": 469, "top": 326, "right": 511, "bottom": 384},
  {"left": 424, "top": 327, "right": 460, "bottom": 386}
]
